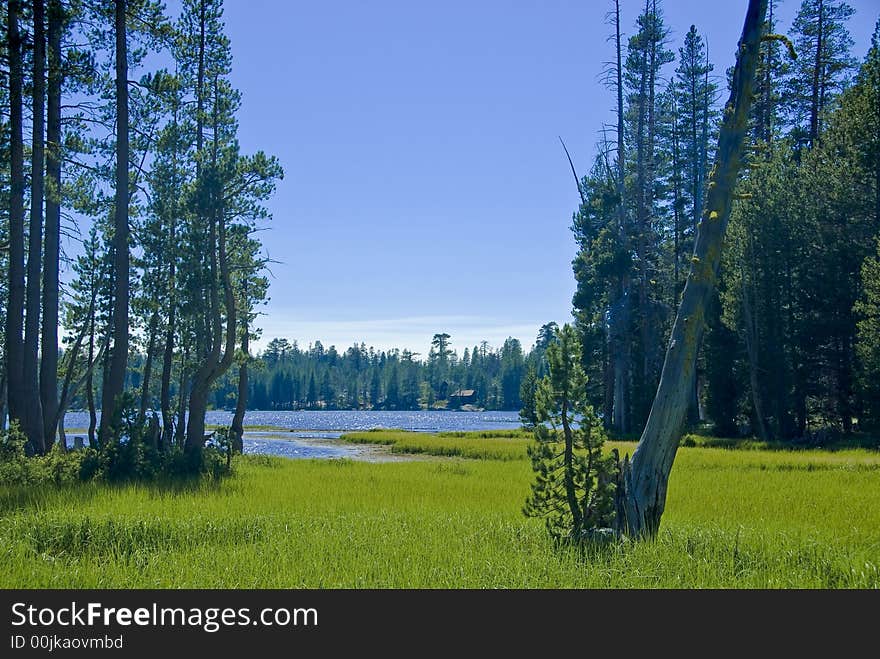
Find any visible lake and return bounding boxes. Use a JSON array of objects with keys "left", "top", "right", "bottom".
[{"left": 61, "top": 409, "right": 523, "bottom": 460}]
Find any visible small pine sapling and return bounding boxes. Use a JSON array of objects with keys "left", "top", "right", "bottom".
[{"left": 523, "top": 324, "right": 617, "bottom": 542}]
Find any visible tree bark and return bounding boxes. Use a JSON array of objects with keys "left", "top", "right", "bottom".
[
  {"left": 175, "top": 351, "right": 188, "bottom": 447},
  {"left": 185, "top": 67, "right": 237, "bottom": 455},
  {"left": 137, "top": 308, "right": 160, "bottom": 427},
  {"left": 5, "top": 0, "right": 26, "bottom": 443},
  {"left": 56, "top": 324, "right": 87, "bottom": 439},
  {"left": 642, "top": 0, "right": 660, "bottom": 404},
  {"left": 185, "top": 202, "right": 236, "bottom": 453},
  {"left": 0, "top": 376, "right": 7, "bottom": 432},
  {"left": 617, "top": 0, "right": 768, "bottom": 538},
  {"left": 609, "top": 0, "right": 629, "bottom": 437},
  {"left": 561, "top": 397, "right": 582, "bottom": 531},
  {"left": 742, "top": 268, "right": 770, "bottom": 442},
  {"left": 160, "top": 299, "right": 176, "bottom": 448},
  {"left": 24, "top": 0, "right": 47, "bottom": 453},
  {"left": 58, "top": 343, "right": 104, "bottom": 450},
  {"left": 671, "top": 87, "right": 683, "bottom": 306},
  {"left": 100, "top": 0, "right": 130, "bottom": 443},
  {"left": 53, "top": 313, "right": 87, "bottom": 450},
  {"left": 86, "top": 311, "right": 97, "bottom": 448},
  {"left": 230, "top": 302, "right": 249, "bottom": 453},
  {"left": 159, "top": 96, "right": 180, "bottom": 450},
  {"left": 41, "top": 0, "right": 63, "bottom": 449},
  {"left": 809, "top": 0, "right": 824, "bottom": 147}
]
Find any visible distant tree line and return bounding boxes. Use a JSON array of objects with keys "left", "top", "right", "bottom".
[
  {"left": 572, "top": 0, "right": 880, "bottom": 441},
  {"left": 59, "top": 327, "right": 557, "bottom": 413},
  {"left": 197, "top": 328, "right": 560, "bottom": 412}
]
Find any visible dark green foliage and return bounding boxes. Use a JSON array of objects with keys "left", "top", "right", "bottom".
[
  {"left": 0, "top": 400, "right": 229, "bottom": 487},
  {"left": 785, "top": 0, "right": 856, "bottom": 147},
  {"left": 703, "top": 291, "right": 743, "bottom": 437},
  {"left": 718, "top": 24, "right": 879, "bottom": 438},
  {"left": 519, "top": 366, "right": 540, "bottom": 429},
  {"left": 208, "top": 331, "right": 547, "bottom": 411},
  {"left": 856, "top": 240, "right": 880, "bottom": 430},
  {"left": 572, "top": 0, "right": 876, "bottom": 443},
  {"left": 523, "top": 325, "right": 617, "bottom": 542}
]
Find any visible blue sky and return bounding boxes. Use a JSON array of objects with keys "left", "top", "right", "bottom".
[{"left": 213, "top": 0, "right": 879, "bottom": 355}]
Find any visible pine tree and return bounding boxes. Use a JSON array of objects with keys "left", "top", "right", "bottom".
[
  {"left": 856, "top": 240, "right": 880, "bottom": 429},
  {"left": 786, "top": 0, "right": 856, "bottom": 147},
  {"left": 523, "top": 325, "right": 616, "bottom": 541}
]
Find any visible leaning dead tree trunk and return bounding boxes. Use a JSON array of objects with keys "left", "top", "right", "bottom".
[{"left": 616, "top": 0, "right": 767, "bottom": 538}]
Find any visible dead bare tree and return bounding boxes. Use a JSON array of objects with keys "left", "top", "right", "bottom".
[{"left": 616, "top": 0, "right": 768, "bottom": 538}]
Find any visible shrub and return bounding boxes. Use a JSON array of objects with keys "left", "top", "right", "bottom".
[{"left": 0, "top": 396, "right": 233, "bottom": 487}]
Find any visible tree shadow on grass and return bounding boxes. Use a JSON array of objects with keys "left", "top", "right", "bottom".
[{"left": 0, "top": 472, "right": 230, "bottom": 517}]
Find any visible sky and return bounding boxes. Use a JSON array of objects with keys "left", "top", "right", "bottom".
[{"left": 203, "top": 0, "right": 879, "bottom": 355}]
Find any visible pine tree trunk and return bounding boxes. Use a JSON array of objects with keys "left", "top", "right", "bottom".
[
  {"left": 57, "top": 340, "right": 103, "bottom": 451},
  {"left": 175, "top": 348, "right": 188, "bottom": 447},
  {"left": 561, "top": 398, "right": 582, "bottom": 530},
  {"left": 86, "top": 313, "right": 97, "bottom": 448},
  {"left": 100, "top": 0, "right": 130, "bottom": 443},
  {"left": 159, "top": 97, "right": 179, "bottom": 449},
  {"left": 24, "top": 0, "right": 47, "bottom": 454},
  {"left": 5, "top": 0, "right": 26, "bottom": 444},
  {"left": 609, "top": 0, "right": 629, "bottom": 436},
  {"left": 611, "top": 289, "right": 630, "bottom": 435},
  {"left": 159, "top": 172, "right": 178, "bottom": 449},
  {"left": 699, "top": 42, "right": 710, "bottom": 223},
  {"left": 0, "top": 376, "right": 7, "bottom": 432},
  {"left": 809, "top": 0, "right": 824, "bottom": 146},
  {"left": 53, "top": 308, "right": 89, "bottom": 450},
  {"left": 185, "top": 68, "right": 237, "bottom": 456},
  {"left": 137, "top": 309, "right": 160, "bottom": 427},
  {"left": 41, "top": 0, "right": 63, "bottom": 449},
  {"left": 617, "top": 0, "right": 768, "bottom": 538},
  {"left": 671, "top": 89, "right": 683, "bottom": 306},
  {"left": 742, "top": 271, "right": 770, "bottom": 442},
  {"left": 639, "top": 1, "right": 657, "bottom": 421},
  {"left": 633, "top": 0, "right": 650, "bottom": 425},
  {"left": 159, "top": 301, "right": 176, "bottom": 448},
  {"left": 230, "top": 307, "right": 249, "bottom": 453}
]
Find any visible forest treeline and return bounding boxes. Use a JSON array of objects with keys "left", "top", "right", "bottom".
[
  {"left": 572, "top": 0, "right": 880, "bottom": 441},
  {"left": 58, "top": 331, "right": 554, "bottom": 413},
  {"left": 204, "top": 329, "right": 556, "bottom": 412},
  {"left": 1, "top": 0, "right": 281, "bottom": 464}
]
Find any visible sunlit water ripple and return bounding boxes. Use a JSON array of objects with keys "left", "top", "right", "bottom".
[{"left": 61, "top": 410, "right": 522, "bottom": 460}]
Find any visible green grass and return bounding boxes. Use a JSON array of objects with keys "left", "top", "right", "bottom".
[
  {"left": 680, "top": 431, "right": 880, "bottom": 451},
  {"left": 341, "top": 430, "right": 531, "bottom": 460},
  {"left": 1, "top": 431, "right": 879, "bottom": 588}
]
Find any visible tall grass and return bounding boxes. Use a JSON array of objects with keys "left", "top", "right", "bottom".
[
  {"left": 341, "top": 430, "right": 529, "bottom": 460},
  {"left": 1, "top": 437, "right": 878, "bottom": 588}
]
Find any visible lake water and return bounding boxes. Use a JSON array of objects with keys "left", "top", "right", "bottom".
[{"left": 61, "top": 409, "right": 523, "bottom": 460}]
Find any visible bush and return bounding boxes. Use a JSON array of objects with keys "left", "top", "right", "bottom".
[
  {"left": 0, "top": 424, "right": 99, "bottom": 486},
  {"left": 0, "top": 396, "right": 234, "bottom": 487}
]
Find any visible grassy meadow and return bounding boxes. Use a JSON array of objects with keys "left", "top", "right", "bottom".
[{"left": 1, "top": 429, "right": 879, "bottom": 588}]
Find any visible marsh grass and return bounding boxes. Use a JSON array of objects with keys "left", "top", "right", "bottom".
[
  {"left": 1, "top": 433, "right": 878, "bottom": 588},
  {"left": 341, "top": 430, "right": 530, "bottom": 460}
]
